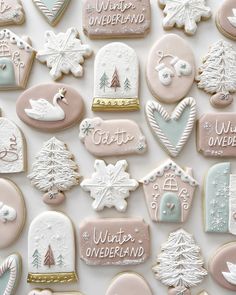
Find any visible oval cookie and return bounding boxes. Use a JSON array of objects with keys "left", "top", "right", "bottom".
[
  {"left": 105, "top": 272, "right": 152, "bottom": 295},
  {"left": 146, "top": 34, "right": 195, "bottom": 103},
  {"left": 0, "top": 179, "right": 25, "bottom": 249},
  {"left": 216, "top": 0, "right": 236, "bottom": 40},
  {"left": 209, "top": 242, "right": 236, "bottom": 291},
  {"left": 16, "top": 83, "right": 84, "bottom": 132}
]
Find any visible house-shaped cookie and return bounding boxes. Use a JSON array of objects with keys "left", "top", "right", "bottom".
[
  {"left": 140, "top": 159, "right": 198, "bottom": 223},
  {"left": 0, "top": 29, "right": 35, "bottom": 90}
]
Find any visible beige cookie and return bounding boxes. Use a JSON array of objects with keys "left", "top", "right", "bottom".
[
  {"left": 216, "top": 0, "right": 236, "bottom": 40},
  {"left": 0, "top": 0, "right": 25, "bottom": 25}
]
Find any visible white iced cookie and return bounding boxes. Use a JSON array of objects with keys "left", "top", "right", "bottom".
[
  {"left": 29, "top": 289, "right": 83, "bottom": 295},
  {"left": 0, "top": 0, "right": 24, "bottom": 25},
  {"left": 36, "top": 28, "right": 92, "bottom": 81}
]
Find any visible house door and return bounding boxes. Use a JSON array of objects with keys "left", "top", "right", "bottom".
[
  {"left": 0, "top": 58, "right": 16, "bottom": 86},
  {"left": 159, "top": 192, "right": 181, "bottom": 223}
]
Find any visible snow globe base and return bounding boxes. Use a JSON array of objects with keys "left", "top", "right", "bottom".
[
  {"left": 92, "top": 98, "right": 140, "bottom": 112},
  {"left": 210, "top": 92, "right": 233, "bottom": 108},
  {"left": 168, "top": 287, "right": 191, "bottom": 295},
  {"left": 43, "top": 192, "right": 66, "bottom": 206}
]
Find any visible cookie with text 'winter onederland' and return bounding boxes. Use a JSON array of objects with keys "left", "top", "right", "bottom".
[
  {"left": 0, "top": 0, "right": 25, "bottom": 25},
  {"left": 29, "top": 290, "right": 83, "bottom": 295},
  {"left": 146, "top": 34, "right": 195, "bottom": 103},
  {"left": 92, "top": 42, "right": 139, "bottom": 112},
  {"left": 83, "top": 0, "right": 151, "bottom": 39},
  {"left": 27, "top": 211, "right": 77, "bottom": 284},
  {"left": 17, "top": 83, "right": 84, "bottom": 132},
  {"left": 140, "top": 159, "right": 198, "bottom": 223},
  {"left": 105, "top": 272, "right": 152, "bottom": 295},
  {"left": 79, "top": 117, "right": 147, "bottom": 156},
  {"left": 216, "top": 0, "right": 236, "bottom": 40}
]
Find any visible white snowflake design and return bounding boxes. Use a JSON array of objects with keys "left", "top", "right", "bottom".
[
  {"left": 159, "top": 0, "right": 211, "bottom": 35},
  {"left": 36, "top": 27, "right": 92, "bottom": 80},
  {"left": 80, "top": 160, "right": 138, "bottom": 212}
]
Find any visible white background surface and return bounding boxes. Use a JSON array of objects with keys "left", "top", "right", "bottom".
[{"left": 1, "top": 0, "right": 236, "bottom": 294}]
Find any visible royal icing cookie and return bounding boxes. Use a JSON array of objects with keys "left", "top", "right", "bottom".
[
  {"left": 146, "top": 34, "right": 195, "bottom": 103},
  {"left": 0, "top": 254, "right": 21, "bottom": 295},
  {"left": 198, "top": 40, "right": 236, "bottom": 108},
  {"left": 216, "top": 0, "right": 236, "bottom": 40},
  {"left": 29, "top": 290, "right": 83, "bottom": 295},
  {"left": 79, "top": 117, "right": 147, "bottom": 156},
  {"left": 145, "top": 97, "right": 197, "bottom": 157},
  {"left": 197, "top": 113, "right": 236, "bottom": 157},
  {"left": 153, "top": 229, "right": 207, "bottom": 295},
  {"left": 17, "top": 83, "right": 84, "bottom": 132},
  {"left": 36, "top": 28, "right": 92, "bottom": 81},
  {"left": 27, "top": 211, "right": 77, "bottom": 284},
  {"left": 158, "top": 0, "right": 211, "bottom": 35},
  {"left": 0, "top": 29, "right": 35, "bottom": 89},
  {"left": 33, "top": 0, "right": 70, "bottom": 26},
  {"left": 92, "top": 42, "right": 139, "bottom": 111},
  {"left": 79, "top": 218, "right": 150, "bottom": 266},
  {"left": 0, "top": 179, "right": 25, "bottom": 249},
  {"left": 198, "top": 292, "right": 208, "bottom": 295},
  {"left": 140, "top": 159, "right": 198, "bottom": 223},
  {"left": 105, "top": 272, "right": 153, "bottom": 295},
  {"left": 209, "top": 242, "right": 236, "bottom": 291},
  {"left": 83, "top": 0, "right": 151, "bottom": 39},
  {"left": 0, "top": 0, "right": 24, "bottom": 25},
  {"left": 0, "top": 113, "right": 26, "bottom": 173},
  {"left": 81, "top": 160, "right": 138, "bottom": 212},
  {"left": 28, "top": 137, "right": 80, "bottom": 205}
]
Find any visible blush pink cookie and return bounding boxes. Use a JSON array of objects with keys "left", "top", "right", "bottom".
[
  {"left": 79, "top": 218, "right": 150, "bottom": 266},
  {"left": 29, "top": 290, "right": 83, "bottom": 295},
  {"left": 83, "top": 0, "right": 151, "bottom": 39},
  {"left": 79, "top": 117, "right": 147, "bottom": 156},
  {"left": 146, "top": 34, "right": 195, "bottom": 103},
  {"left": 0, "top": 0, "right": 25, "bottom": 25},
  {"left": 16, "top": 83, "right": 84, "bottom": 132},
  {"left": 216, "top": 0, "right": 236, "bottom": 40}
]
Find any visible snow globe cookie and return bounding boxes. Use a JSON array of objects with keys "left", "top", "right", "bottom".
[
  {"left": 198, "top": 40, "right": 236, "bottom": 108},
  {"left": 28, "top": 137, "right": 80, "bottom": 205},
  {"left": 209, "top": 242, "right": 236, "bottom": 291},
  {"left": 140, "top": 159, "right": 198, "bottom": 223},
  {"left": 92, "top": 42, "right": 140, "bottom": 111},
  {"left": 0, "top": 0, "right": 25, "bottom": 25},
  {"left": 83, "top": 0, "right": 151, "bottom": 39},
  {"left": 153, "top": 229, "right": 207, "bottom": 295},
  {"left": 158, "top": 0, "right": 211, "bottom": 35},
  {"left": 216, "top": 0, "right": 236, "bottom": 40},
  {"left": 16, "top": 83, "right": 84, "bottom": 132},
  {"left": 27, "top": 211, "right": 77, "bottom": 284},
  {"left": 0, "top": 29, "right": 35, "bottom": 90},
  {"left": 146, "top": 34, "right": 195, "bottom": 103}
]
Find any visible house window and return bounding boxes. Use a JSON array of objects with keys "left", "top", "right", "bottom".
[
  {"left": 0, "top": 41, "right": 11, "bottom": 57},
  {"left": 163, "top": 174, "right": 178, "bottom": 191}
]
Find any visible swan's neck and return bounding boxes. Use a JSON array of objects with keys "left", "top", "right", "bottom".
[{"left": 53, "top": 95, "right": 62, "bottom": 108}]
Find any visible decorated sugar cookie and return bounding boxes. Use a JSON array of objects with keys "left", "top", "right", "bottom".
[
  {"left": 28, "top": 137, "right": 80, "bottom": 205},
  {"left": 198, "top": 40, "right": 236, "bottom": 108},
  {"left": 146, "top": 34, "right": 195, "bottom": 103},
  {"left": 27, "top": 211, "right": 77, "bottom": 284},
  {"left": 158, "top": 0, "right": 211, "bottom": 35},
  {"left": 209, "top": 242, "right": 236, "bottom": 291},
  {"left": 198, "top": 292, "right": 208, "bottom": 295},
  {"left": 33, "top": 0, "right": 71, "bottom": 26},
  {"left": 29, "top": 290, "right": 83, "bottom": 295},
  {"left": 216, "top": 0, "right": 236, "bottom": 40},
  {"left": 140, "top": 159, "right": 198, "bottom": 223},
  {"left": 105, "top": 272, "right": 153, "bottom": 295},
  {"left": 79, "top": 117, "right": 147, "bottom": 156},
  {"left": 145, "top": 97, "right": 197, "bottom": 157},
  {"left": 197, "top": 113, "right": 236, "bottom": 157},
  {"left": 36, "top": 28, "right": 92, "bottom": 81},
  {"left": 79, "top": 218, "right": 150, "bottom": 265},
  {"left": 153, "top": 229, "right": 207, "bottom": 295},
  {"left": 0, "top": 29, "right": 35, "bottom": 89},
  {"left": 0, "top": 254, "right": 21, "bottom": 295},
  {"left": 0, "top": 0, "right": 24, "bottom": 25},
  {"left": 17, "top": 83, "right": 84, "bottom": 132},
  {"left": 83, "top": 0, "right": 151, "bottom": 39},
  {"left": 92, "top": 42, "right": 140, "bottom": 111},
  {"left": 0, "top": 179, "right": 25, "bottom": 249},
  {"left": 81, "top": 160, "right": 138, "bottom": 212}
]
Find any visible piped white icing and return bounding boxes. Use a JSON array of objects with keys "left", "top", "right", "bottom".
[
  {"left": 222, "top": 262, "right": 236, "bottom": 285},
  {"left": 228, "top": 9, "right": 236, "bottom": 28},
  {"left": 0, "top": 202, "right": 16, "bottom": 223}
]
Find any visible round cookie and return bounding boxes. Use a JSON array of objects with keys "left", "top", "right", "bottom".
[
  {"left": 216, "top": 0, "right": 236, "bottom": 40},
  {"left": 0, "top": 179, "right": 26, "bottom": 249},
  {"left": 146, "top": 34, "right": 195, "bottom": 103}
]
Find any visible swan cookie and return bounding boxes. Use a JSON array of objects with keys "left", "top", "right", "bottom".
[
  {"left": 16, "top": 83, "right": 84, "bottom": 132},
  {"left": 216, "top": 0, "right": 236, "bottom": 40},
  {"left": 0, "top": 0, "right": 25, "bottom": 25}
]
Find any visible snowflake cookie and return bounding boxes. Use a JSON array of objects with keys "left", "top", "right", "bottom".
[
  {"left": 158, "top": 0, "right": 212, "bottom": 35},
  {"left": 81, "top": 159, "right": 139, "bottom": 212},
  {"left": 36, "top": 27, "right": 92, "bottom": 80}
]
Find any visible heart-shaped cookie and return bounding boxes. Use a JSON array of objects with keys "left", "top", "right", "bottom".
[
  {"left": 0, "top": 254, "right": 21, "bottom": 295},
  {"left": 145, "top": 97, "right": 196, "bottom": 157}
]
